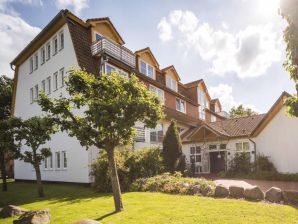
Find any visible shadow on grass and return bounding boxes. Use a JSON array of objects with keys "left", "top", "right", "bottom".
[
  {"left": 0, "top": 181, "right": 113, "bottom": 207},
  {"left": 96, "top": 211, "right": 117, "bottom": 221}
]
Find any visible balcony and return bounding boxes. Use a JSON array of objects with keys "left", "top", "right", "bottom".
[{"left": 91, "top": 37, "right": 136, "bottom": 68}]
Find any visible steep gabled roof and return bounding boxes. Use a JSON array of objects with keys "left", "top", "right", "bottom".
[
  {"left": 86, "top": 17, "right": 125, "bottom": 45},
  {"left": 161, "top": 65, "right": 181, "bottom": 81},
  {"left": 184, "top": 79, "right": 203, "bottom": 88},
  {"left": 251, "top": 91, "right": 291, "bottom": 137},
  {"left": 135, "top": 47, "right": 159, "bottom": 67}
]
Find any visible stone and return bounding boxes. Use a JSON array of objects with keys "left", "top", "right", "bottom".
[
  {"left": 0, "top": 205, "right": 29, "bottom": 218},
  {"left": 265, "top": 187, "right": 283, "bottom": 203},
  {"left": 214, "top": 185, "right": 229, "bottom": 198},
  {"left": 201, "top": 185, "right": 213, "bottom": 196},
  {"left": 229, "top": 186, "right": 244, "bottom": 199},
  {"left": 191, "top": 185, "right": 201, "bottom": 195},
  {"left": 72, "top": 220, "right": 101, "bottom": 224},
  {"left": 282, "top": 190, "right": 298, "bottom": 204},
  {"left": 244, "top": 186, "right": 264, "bottom": 201},
  {"left": 13, "top": 209, "right": 50, "bottom": 224}
]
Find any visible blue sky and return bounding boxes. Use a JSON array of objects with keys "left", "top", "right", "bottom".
[{"left": 0, "top": 0, "right": 295, "bottom": 113}]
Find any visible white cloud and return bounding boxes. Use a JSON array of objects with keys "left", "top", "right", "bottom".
[
  {"left": 54, "top": 0, "right": 89, "bottom": 15},
  {"left": 0, "top": 12, "right": 40, "bottom": 77},
  {"left": 157, "top": 10, "right": 282, "bottom": 79},
  {"left": 157, "top": 17, "right": 172, "bottom": 42},
  {"left": 209, "top": 83, "right": 258, "bottom": 112}
]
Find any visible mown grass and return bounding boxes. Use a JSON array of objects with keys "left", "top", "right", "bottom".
[{"left": 0, "top": 181, "right": 298, "bottom": 224}]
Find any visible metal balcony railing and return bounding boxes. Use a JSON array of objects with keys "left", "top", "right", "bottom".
[{"left": 91, "top": 37, "right": 136, "bottom": 68}]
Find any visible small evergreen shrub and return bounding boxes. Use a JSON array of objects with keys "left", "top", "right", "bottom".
[
  {"left": 91, "top": 147, "right": 165, "bottom": 192},
  {"left": 256, "top": 154, "right": 277, "bottom": 172},
  {"left": 131, "top": 172, "right": 215, "bottom": 196},
  {"left": 228, "top": 152, "right": 252, "bottom": 174}
]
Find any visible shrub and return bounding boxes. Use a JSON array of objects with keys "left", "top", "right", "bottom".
[
  {"left": 256, "top": 154, "right": 277, "bottom": 172},
  {"left": 131, "top": 172, "right": 215, "bottom": 196},
  {"left": 91, "top": 147, "right": 165, "bottom": 192},
  {"left": 228, "top": 152, "right": 252, "bottom": 174}
]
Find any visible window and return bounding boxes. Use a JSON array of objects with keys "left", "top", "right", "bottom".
[
  {"left": 34, "top": 85, "right": 39, "bottom": 99},
  {"left": 49, "top": 155, "right": 53, "bottom": 169},
  {"left": 41, "top": 80, "right": 46, "bottom": 92},
  {"left": 149, "top": 85, "right": 164, "bottom": 104},
  {"left": 34, "top": 53, "right": 38, "bottom": 70},
  {"left": 44, "top": 157, "right": 48, "bottom": 169},
  {"left": 60, "top": 68, "right": 65, "bottom": 87},
  {"left": 211, "top": 115, "right": 216, "bottom": 122},
  {"left": 105, "top": 63, "right": 128, "bottom": 77},
  {"left": 150, "top": 124, "right": 163, "bottom": 143},
  {"left": 176, "top": 98, "right": 186, "bottom": 113},
  {"left": 220, "top": 144, "right": 227, "bottom": 150},
  {"left": 166, "top": 76, "right": 177, "bottom": 92},
  {"left": 55, "top": 152, "right": 61, "bottom": 169},
  {"left": 139, "top": 60, "right": 154, "bottom": 79},
  {"left": 53, "top": 36, "right": 58, "bottom": 55},
  {"left": 62, "top": 151, "right": 67, "bottom": 168},
  {"left": 41, "top": 46, "right": 45, "bottom": 64},
  {"left": 209, "top": 144, "right": 217, "bottom": 150},
  {"left": 30, "top": 88, "right": 33, "bottom": 103},
  {"left": 236, "top": 142, "right": 250, "bottom": 151},
  {"left": 46, "top": 42, "right": 51, "bottom": 60},
  {"left": 53, "top": 72, "right": 58, "bottom": 91},
  {"left": 189, "top": 146, "right": 202, "bottom": 165},
  {"left": 95, "top": 32, "right": 102, "bottom": 41},
  {"left": 29, "top": 57, "right": 33, "bottom": 73},
  {"left": 199, "top": 106, "right": 205, "bottom": 120},
  {"left": 46, "top": 76, "right": 51, "bottom": 94},
  {"left": 59, "top": 31, "right": 64, "bottom": 50}
]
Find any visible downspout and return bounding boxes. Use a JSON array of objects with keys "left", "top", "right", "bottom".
[{"left": 248, "top": 137, "right": 257, "bottom": 172}]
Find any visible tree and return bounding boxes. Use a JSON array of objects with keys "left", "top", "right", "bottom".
[
  {"left": 162, "top": 120, "right": 183, "bottom": 173},
  {"left": 15, "top": 116, "right": 56, "bottom": 197},
  {"left": 38, "top": 69, "right": 164, "bottom": 212},
  {"left": 0, "top": 76, "right": 20, "bottom": 191},
  {"left": 229, "top": 104, "right": 258, "bottom": 118},
  {"left": 280, "top": 0, "right": 298, "bottom": 116}
]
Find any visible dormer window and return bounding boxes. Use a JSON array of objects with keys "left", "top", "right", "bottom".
[
  {"left": 176, "top": 98, "right": 186, "bottom": 113},
  {"left": 166, "top": 76, "right": 177, "bottom": 92},
  {"left": 139, "top": 60, "right": 154, "bottom": 79}
]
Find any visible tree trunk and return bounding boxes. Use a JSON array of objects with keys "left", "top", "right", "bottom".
[
  {"left": 107, "top": 148, "right": 124, "bottom": 212},
  {"left": 0, "top": 154, "right": 8, "bottom": 191},
  {"left": 34, "top": 163, "right": 44, "bottom": 197}
]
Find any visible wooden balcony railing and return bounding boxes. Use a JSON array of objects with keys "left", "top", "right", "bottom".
[{"left": 91, "top": 37, "right": 136, "bottom": 68}]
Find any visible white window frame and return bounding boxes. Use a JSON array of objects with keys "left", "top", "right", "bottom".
[
  {"left": 104, "top": 63, "right": 128, "bottom": 77},
  {"left": 53, "top": 72, "right": 58, "bottom": 91},
  {"left": 211, "top": 115, "right": 216, "bottom": 122},
  {"left": 62, "top": 151, "right": 67, "bottom": 169},
  {"left": 46, "top": 76, "right": 51, "bottom": 95},
  {"left": 150, "top": 124, "right": 163, "bottom": 143},
  {"left": 34, "top": 84, "right": 39, "bottom": 100},
  {"left": 59, "top": 30, "right": 64, "bottom": 50},
  {"left": 46, "top": 42, "right": 51, "bottom": 60},
  {"left": 235, "top": 142, "right": 250, "bottom": 151},
  {"left": 60, "top": 68, "right": 65, "bottom": 88},
  {"left": 199, "top": 106, "right": 205, "bottom": 120},
  {"left": 94, "top": 31, "right": 103, "bottom": 41},
  {"left": 55, "top": 151, "right": 61, "bottom": 169},
  {"left": 53, "top": 36, "right": 58, "bottom": 55},
  {"left": 41, "top": 46, "right": 45, "bottom": 65},
  {"left": 49, "top": 154, "right": 53, "bottom": 169},
  {"left": 176, "top": 98, "right": 186, "bottom": 113},
  {"left": 166, "top": 76, "right": 177, "bottom": 92},
  {"left": 29, "top": 57, "right": 33, "bottom": 73},
  {"left": 34, "top": 53, "right": 38, "bottom": 70},
  {"left": 30, "top": 87, "right": 34, "bottom": 104},
  {"left": 149, "top": 84, "right": 164, "bottom": 104},
  {"left": 139, "top": 59, "right": 155, "bottom": 79},
  {"left": 41, "top": 80, "right": 46, "bottom": 92},
  {"left": 44, "top": 157, "right": 48, "bottom": 169}
]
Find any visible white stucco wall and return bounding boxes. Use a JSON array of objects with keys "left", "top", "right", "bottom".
[
  {"left": 14, "top": 24, "right": 93, "bottom": 183},
  {"left": 256, "top": 106, "right": 298, "bottom": 173}
]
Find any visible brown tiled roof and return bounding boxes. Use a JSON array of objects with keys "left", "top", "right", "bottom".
[
  {"left": 164, "top": 107, "right": 201, "bottom": 127},
  {"left": 184, "top": 79, "right": 203, "bottom": 88},
  {"left": 206, "top": 114, "right": 266, "bottom": 137}
]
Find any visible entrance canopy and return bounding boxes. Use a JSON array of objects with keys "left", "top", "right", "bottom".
[{"left": 187, "top": 124, "right": 228, "bottom": 142}]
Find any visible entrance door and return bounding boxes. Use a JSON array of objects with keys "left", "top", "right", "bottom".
[{"left": 209, "top": 151, "right": 226, "bottom": 173}]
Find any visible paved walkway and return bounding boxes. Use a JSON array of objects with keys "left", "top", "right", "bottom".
[{"left": 214, "top": 179, "right": 298, "bottom": 191}]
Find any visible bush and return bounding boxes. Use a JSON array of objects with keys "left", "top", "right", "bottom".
[
  {"left": 256, "top": 154, "right": 277, "bottom": 172},
  {"left": 91, "top": 147, "right": 165, "bottom": 192},
  {"left": 228, "top": 152, "right": 252, "bottom": 175},
  {"left": 131, "top": 172, "right": 215, "bottom": 196}
]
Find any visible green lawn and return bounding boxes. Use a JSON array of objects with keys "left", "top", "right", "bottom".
[{"left": 0, "top": 181, "right": 298, "bottom": 224}]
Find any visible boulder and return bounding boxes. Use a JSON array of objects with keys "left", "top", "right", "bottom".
[
  {"left": 229, "top": 186, "right": 244, "bottom": 199},
  {"left": 13, "top": 209, "right": 50, "bottom": 224},
  {"left": 191, "top": 185, "right": 200, "bottom": 195},
  {"left": 265, "top": 187, "right": 283, "bottom": 203},
  {"left": 214, "top": 185, "right": 229, "bottom": 198},
  {"left": 201, "top": 185, "right": 213, "bottom": 196},
  {"left": 0, "top": 205, "right": 29, "bottom": 218},
  {"left": 282, "top": 190, "right": 298, "bottom": 204},
  {"left": 244, "top": 186, "right": 264, "bottom": 201},
  {"left": 72, "top": 220, "right": 101, "bottom": 224}
]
